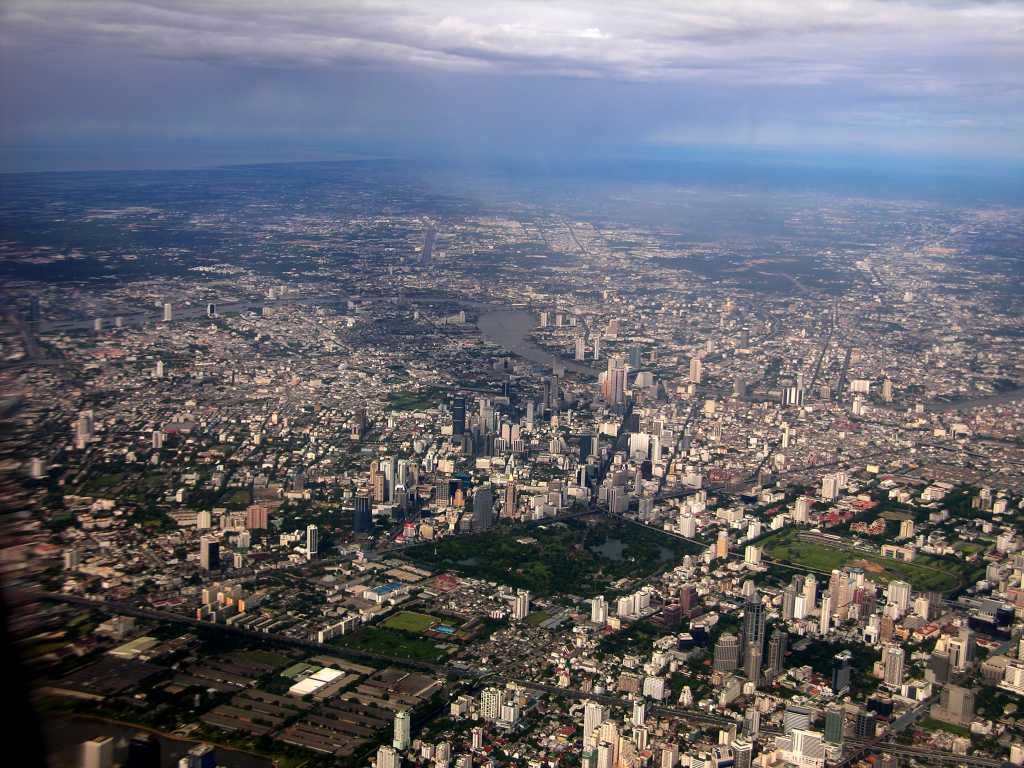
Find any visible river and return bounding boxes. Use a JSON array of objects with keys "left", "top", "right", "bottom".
[{"left": 475, "top": 309, "right": 599, "bottom": 378}]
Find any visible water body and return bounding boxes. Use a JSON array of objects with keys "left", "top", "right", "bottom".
[
  {"left": 926, "top": 387, "right": 1024, "bottom": 413},
  {"left": 44, "top": 716, "right": 272, "bottom": 768},
  {"left": 475, "top": 309, "right": 599, "bottom": 378},
  {"left": 595, "top": 538, "right": 675, "bottom": 562}
]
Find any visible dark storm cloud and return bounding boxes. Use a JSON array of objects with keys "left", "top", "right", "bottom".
[{"left": 0, "top": 0, "right": 1021, "bottom": 168}]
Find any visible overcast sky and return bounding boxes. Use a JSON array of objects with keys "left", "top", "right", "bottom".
[{"left": 1, "top": 0, "right": 1022, "bottom": 171}]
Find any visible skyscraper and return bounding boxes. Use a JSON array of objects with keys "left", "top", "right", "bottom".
[
  {"left": 504, "top": 481, "right": 517, "bottom": 517},
  {"left": 741, "top": 596, "right": 766, "bottom": 683},
  {"left": 472, "top": 484, "right": 494, "bottom": 531},
  {"left": 832, "top": 650, "right": 852, "bottom": 695},
  {"left": 199, "top": 537, "right": 219, "bottom": 570},
  {"left": 512, "top": 589, "right": 530, "bottom": 621},
  {"left": 376, "top": 745, "right": 401, "bottom": 768},
  {"left": 452, "top": 395, "right": 466, "bottom": 436},
  {"left": 882, "top": 644, "right": 905, "bottom": 686},
  {"left": 713, "top": 634, "right": 740, "bottom": 672},
  {"left": 783, "top": 705, "right": 812, "bottom": 734},
  {"left": 732, "top": 739, "right": 753, "bottom": 768},
  {"left": 819, "top": 595, "right": 832, "bottom": 635},
  {"left": 689, "top": 356, "right": 703, "bottom": 384},
  {"left": 603, "top": 356, "right": 627, "bottom": 405},
  {"left": 354, "top": 491, "right": 373, "bottom": 534},
  {"left": 393, "top": 709, "right": 411, "bottom": 750},
  {"left": 306, "top": 524, "right": 318, "bottom": 560},
  {"left": 767, "top": 629, "right": 788, "bottom": 679},
  {"left": 126, "top": 733, "right": 160, "bottom": 768},
  {"left": 82, "top": 737, "right": 114, "bottom": 768},
  {"left": 583, "top": 700, "right": 607, "bottom": 738},
  {"left": 824, "top": 707, "right": 844, "bottom": 744}
]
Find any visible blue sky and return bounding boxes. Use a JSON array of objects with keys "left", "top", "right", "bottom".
[{"left": 1, "top": 1, "right": 1022, "bottom": 173}]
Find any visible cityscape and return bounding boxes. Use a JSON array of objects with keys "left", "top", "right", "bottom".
[
  {"left": 1, "top": 160, "right": 1022, "bottom": 768},
  {"left": 1, "top": 3, "right": 1023, "bottom": 768}
]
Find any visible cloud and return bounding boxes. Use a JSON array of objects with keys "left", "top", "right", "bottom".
[
  {"left": 2, "top": 0, "right": 1022, "bottom": 82},
  {"left": 0, "top": 0, "right": 1021, "bottom": 166}
]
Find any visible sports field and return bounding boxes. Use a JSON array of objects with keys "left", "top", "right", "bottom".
[
  {"left": 382, "top": 611, "right": 438, "bottom": 633},
  {"left": 761, "top": 529, "right": 964, "bottom": 591}
]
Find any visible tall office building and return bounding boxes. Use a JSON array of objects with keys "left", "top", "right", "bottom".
[
  {"left": 886, "top": 580, "right": 912, "bottom": 616},
  {"left": 940, "top": 685, "right": 975, "bottom": 725},
  {"left": 929, "top": 650, "right": 952, "bottom": 684},
  {"left": 819, "top": 595, "right": 832, "bottom": 635},
  {"left": 126, "top": 732, "right": 160, "bottom": 768},
  {"left": 832, "top": 650, "right": 853, "bottom": 694},
  {"left": 354, "top": 492, "right": 373, "bottom": 534},
  {"left": 480, "top": 687, "right": 504, "bottom": 721},
  {"left": 163, "top": 302, "right": 173, "bottom": 322},
  {"left": 732, "top": 739, "right": 753, "bottom": 768},
  {"left": 782, "top": 586, "right": 798, "bottom": 621},
  {"left": 583, "top": 700, "right": 608, "bottom": 739},
  {"left": 591, "top": 595, "right": 608, "bottom": 625},
  {"left": 199, "top": 537, "right": 219, "bottom": 571},
  {"left": 788, "top": 729, "right": 826, "bottom": 768},
  {"left": 949, "top": 628, "right": 977, "bottom": 671},
  {"left": 393, "top": 709, "right": 411, "bottom": 750},
  {"left": 512, "top": 590, "right": 530, "bottom": 621},
  {"left": 306, "top": 524, "right": 319, "bottom": 559},
  {"left": 741, "top": 596, "right": 766, "bottom": 683},
  {"left": 744, "top": 645, "right": 763, "bottom": 685},
  {"left": 854, "top": 711, "right": 876, "bottom": 739},
  {"left": 803, "top": 577, "right": 818, "bottom": 611},
  {"left": 504, "top": 481, "right": 517, "bottom": 517},
  {"left": 376, "top": 745, "right": 401, "bottom": 768},
  {"left": 713, "top": 634, "right": 740, "bottom": 672},
  {"left": 824, "top": 707, "right": 844, "bottom": 744},
  {"left": 472, "top": 484, "right": 494, "bottom": 531},
  {"left": 75, "top": 410, "right": 95, "bottom": 448},
  {"left": 689, "top": 356, "right": 703, "bottom": 384},
  {"left": 742, "top": 706, "right": 760, "bottom": 737},
  {"left": 452, "top": 395, "right": 466, "bottom": 436},
  {"left": 246, "top": 503, "right": 269, "bottom": 530},
  {"left": 184, "top": 744, "right": 216, "bottom": 768},
  {"left": 603, "top": 356, "right": 627, "bottom": 405},
  {"left": 82, "top": 737, "right": 114, "bottom": 768},
  {"left": 767, "top": 629, "right": 788, "bottom": 679},
  {"left": 882, "top": 644, "right": 905, "bottom": 686},
  {"left": 783, "top": 705, "right": 812, "bottom": 734}
]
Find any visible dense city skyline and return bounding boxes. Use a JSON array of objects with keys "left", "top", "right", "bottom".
[{"left": 1, "top": 4, "right": 1023, "bottom": 768}]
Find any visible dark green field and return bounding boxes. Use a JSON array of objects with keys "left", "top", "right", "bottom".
[
  {"left": 334, "top": 626, "right": 449, "bottom": 663},
  {"left": 401, "top": 518, "right": 699, "bottom": 596}
]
